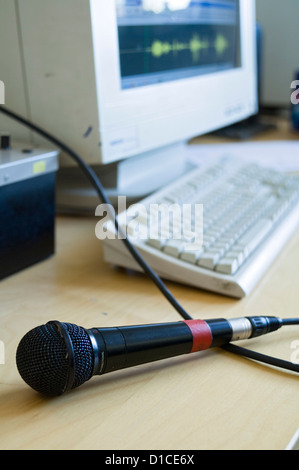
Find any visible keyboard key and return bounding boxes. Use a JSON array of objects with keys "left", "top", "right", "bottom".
[
  {"left": 224, "top": 250, "right": 245, "bottom": 265},
  {"left": 215, "top": 257, "right": 239, "bottom": 274},
  {"left": 198, "top": 252, "right": 220, "bottom": 270},
  {"left": 164, "top": 239, "right": 184, "bottom": 257},
  {"left": 146, "top": 238, "right": 167, "bottom": 250},
  {"left": 181, "top": 248, "right": 203, "bottom": 264}
]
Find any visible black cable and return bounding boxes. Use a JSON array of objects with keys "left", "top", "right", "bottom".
[
  {"left": 222, "top": 343, "right": 299, "bottom": 373},
  {"left": 0, "top": 105, "right": 192, "bottom": 321},
  {"left": 282, "top": 318, "right": 299, "bottom": 326},
  {"left": 223, "top": 319, "right": 299, "bottom": 372},
  {"left": 1, "top": 105, "right": 298, "bottom": 374}
]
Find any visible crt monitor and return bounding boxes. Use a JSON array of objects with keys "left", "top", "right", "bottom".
[{"left": 0, "top": 0, "right": 257, "bottom": 211}]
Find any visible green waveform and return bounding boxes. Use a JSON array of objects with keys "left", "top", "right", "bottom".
[{"left": 146, "top": 34, "right": 229, "bottom": 63}]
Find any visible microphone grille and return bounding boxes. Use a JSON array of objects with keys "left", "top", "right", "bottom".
[{"left": 16, "top": 322, "right": 94, "bottom": 396}]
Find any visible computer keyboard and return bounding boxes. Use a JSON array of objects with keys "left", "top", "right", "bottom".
[{"left": 102, "top": 156, "right": 299, "bottom": 298}]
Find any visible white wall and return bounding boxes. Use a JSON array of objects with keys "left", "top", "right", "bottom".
[{"left": 256, "top": 0, "right": 299, "bottom": 107}]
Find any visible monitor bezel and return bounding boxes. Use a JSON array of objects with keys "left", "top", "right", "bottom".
[{"left": 90, "top": 0, "right": 257, "bottom": 165}]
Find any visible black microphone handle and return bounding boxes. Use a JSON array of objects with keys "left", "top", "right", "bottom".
[
  {"left": 84, "top": 319, "right": 235, "bottom": 377},
  {"left": 83, "top": 315, "right": 283, "bottom": 377}
]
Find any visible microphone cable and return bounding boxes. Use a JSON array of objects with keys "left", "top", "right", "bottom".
[{"left": 1, "top": 105, "right": 299, "bottom": 374}]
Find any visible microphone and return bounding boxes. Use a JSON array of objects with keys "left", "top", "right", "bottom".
[{"left": 16, "top": 316, "right": 282, "bottom": 396}]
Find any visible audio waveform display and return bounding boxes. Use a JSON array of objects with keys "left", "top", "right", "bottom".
[
  {"left": 147, "top": 34, "right": 228, "bottom": 63},
  {"left": 118, "top": 24, "right": 239, "bottom": 79}
]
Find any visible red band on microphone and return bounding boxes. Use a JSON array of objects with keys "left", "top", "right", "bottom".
[{"left": 184, "top": 320, "right": 213, "bottom": 353}]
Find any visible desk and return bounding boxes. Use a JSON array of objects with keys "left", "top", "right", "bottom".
[{"left": 1, "top": 119, "right": 299, "bottom": 450}]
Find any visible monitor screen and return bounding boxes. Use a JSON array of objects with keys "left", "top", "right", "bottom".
[{"left": 116, "top": 0, "right": 241, "bottom": 90}]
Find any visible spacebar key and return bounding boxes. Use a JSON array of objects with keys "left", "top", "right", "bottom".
[{"left": 235, "top": 218, "right": 273, "bottom": 254}]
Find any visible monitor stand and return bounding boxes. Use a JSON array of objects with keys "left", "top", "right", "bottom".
[{"left": 56, "top": 141, "right": 195, "bottom": 214}]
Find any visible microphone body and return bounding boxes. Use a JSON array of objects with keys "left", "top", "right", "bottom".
[
  {"left": 16, "top": 316, "right": 282, "bottom": 396},
  {"left": 87, "top": 319, "right": 230, "bottom": 376}
]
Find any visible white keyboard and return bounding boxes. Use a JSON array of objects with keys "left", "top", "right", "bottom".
[{"left": 102, "top": 156, "right": 299, "bottom": 298}]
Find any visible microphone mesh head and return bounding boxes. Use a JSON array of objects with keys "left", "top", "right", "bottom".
[{"left": 16, "top": 322, "right": 94, "bottom": 396}]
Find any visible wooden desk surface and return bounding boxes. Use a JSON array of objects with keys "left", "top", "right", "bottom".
[{"left": 1, "top": 121, "right": 299, "bottom": 450}]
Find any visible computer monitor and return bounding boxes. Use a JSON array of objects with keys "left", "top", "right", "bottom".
[{"left": 0, "top": 0, "right": 257, "bottom": 211}]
